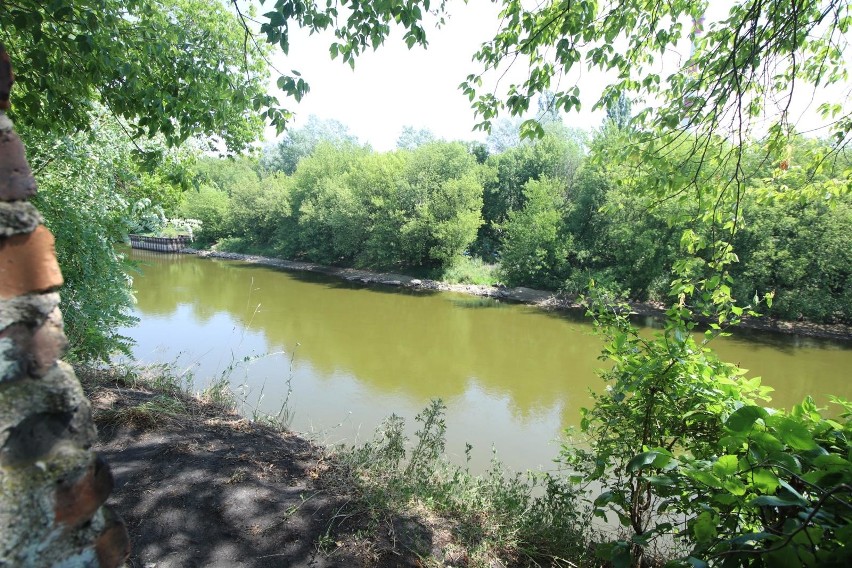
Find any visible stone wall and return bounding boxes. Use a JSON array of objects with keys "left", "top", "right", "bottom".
[{"left": 0, "top": 44, "right": 129, "bottom": 567}]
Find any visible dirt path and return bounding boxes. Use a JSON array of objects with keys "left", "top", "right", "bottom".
[
  {"left": 183, "top": 249, "right": 852, "bottom": 342},
  {"left": 84, "top": 377, "right": 441, "bottom": 567}
]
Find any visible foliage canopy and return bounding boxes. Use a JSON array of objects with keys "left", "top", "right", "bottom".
[{"left": 1, "top": 0, "right": 274, "bottom": 150}]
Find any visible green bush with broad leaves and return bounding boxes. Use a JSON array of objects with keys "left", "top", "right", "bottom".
[
  {"left": 673, "top": 397, "right": 852, "bottom": 567},
  {"left": 561, "top": 234, "right": 851, "bottom": 567}
]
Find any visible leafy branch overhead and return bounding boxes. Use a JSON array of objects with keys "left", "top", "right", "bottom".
[
  {"left": 248, "top": 0, "right": 449, "bottom": 131},
  {"left": 1, "top": 0, "right": 274, "bottom": 150},
  {"left": 1, "top": 0, "right": 450, "bottom": 149},
  {"left": 461, "top": 0, "right": 851, "bottom": 146}
]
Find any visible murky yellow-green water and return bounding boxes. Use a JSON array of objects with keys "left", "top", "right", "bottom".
[{"left": 122, "top": 250, "right": 852, "bottom": 473}]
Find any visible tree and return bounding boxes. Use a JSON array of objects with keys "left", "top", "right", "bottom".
[
  {"left": 477, "top": 127, "right": 584, "bottom": 257},
  {"left": 485, "top": 117, "right": 523, "bottom": 154},
  {"left": 462, "top": 1, "right": 850, "bottom": 179},
  {"left": 178, "top": 185, "right": 230, "bottom": 247},
  {"left": 1, "top": 0, "right": 272, "bottom": 151},
  {"left": 406, "top": 143, "right": 483, "bottom": 266},
  {"left": 536, "top": 90, "right": 561, "bottom": 126},
  {"left": 396, "top": 126, "right": 437, "bottom": 150},
  {"left": 2, "top": 0, "right": 272, "bottom": 360},
  {"left": 605, "top": 94, "right": 631, "bottom": 130},
  {"left": 499, "top": 177, "right": 570, "bottom": 288},
  {"left": 732, "top": 190, "right": 852, "bottom": 323},
  {"left": 260, "top": 115, "right": 360, "bottom": 174},
  {"left": 26, "top": 116, "right": 143, "bottom": 361}
]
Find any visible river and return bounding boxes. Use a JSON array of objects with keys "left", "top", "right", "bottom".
[{"left": 121, "top": 250, "right": 852, "bottom": 474}]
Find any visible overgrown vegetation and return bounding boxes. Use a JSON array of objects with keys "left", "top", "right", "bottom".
[
  {"left": 78, "top": 346, "right": 851, "bottom": 567},
  {"left": 550, "top": 229, "right": 852, "bottom": 566},
  {"left": 180, "top": 121, "right": 851, "bottom": 324},
  {"left": 322, "top": 399, "right": 596, "bottom": 567},
  {"left": 10, "top": 0, "right": 852, "bottom": 565},
  {"left": 4, "top": 0, "right": 270, "bottom": 362},
  {"left": 77, "top": 359, "right": 298, "bottom": 433}
]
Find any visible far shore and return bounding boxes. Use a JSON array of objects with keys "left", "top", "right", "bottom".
[{"left": 179, "top": 248, "right": 852, "bottom": 343}]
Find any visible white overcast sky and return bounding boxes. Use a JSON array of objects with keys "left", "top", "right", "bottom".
[
  {"left": 261, "top": 1, "right": 848, "bottom": 151},
  {"left": 264, "top": 1, "right": 607, "bottom": 150}
]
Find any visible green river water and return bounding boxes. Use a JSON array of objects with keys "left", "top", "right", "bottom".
[{"left": 123, "top": 250, "right": 852, "bottom": 474}]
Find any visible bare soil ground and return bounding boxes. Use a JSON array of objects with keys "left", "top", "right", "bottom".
[{"left": 83, "top": 376, "right": 450, "bottom": 568}]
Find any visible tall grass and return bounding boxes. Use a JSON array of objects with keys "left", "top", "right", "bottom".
[
  {"left": 78, "top": 357, "right": 298, "bottom": 433},
  {"left": 441, "top": 256, "right": 500, "bottom": 285},
  {"left": 323, "top": 400, "right": 596, "bottom": 566}
]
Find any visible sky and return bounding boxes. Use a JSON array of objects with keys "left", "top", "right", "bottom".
[
  {"left": 261, "top": 1, "right": 849, "bottom": 152},
  {"left": 264, "top": 2, "right": 606, "bottom": 151}
]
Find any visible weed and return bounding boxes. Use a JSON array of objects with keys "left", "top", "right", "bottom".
[
  {"left": 238, "top": 348, "right": 298, "bottom": 432},
  {"left": 98, "top": 394, "right": 188, "bottom": 430},
  {"left": 227, "top": 468, "right": 248, "bottom": 484},
  {"left": 201, "top": 375, "right": 238, "bottom": 412},
  {"left": 441, "top": 255, "right": 499, "bottom": 285},
  {"left": 315, "top": 527, "right": 339, "bottom": 556},
  {"left": 323, "top": 399, "right": 595, "bottom": 567}
]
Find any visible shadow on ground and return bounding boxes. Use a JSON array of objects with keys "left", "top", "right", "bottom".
[{"left": 89, "top": 387, "right": 435, "bottom": 568}]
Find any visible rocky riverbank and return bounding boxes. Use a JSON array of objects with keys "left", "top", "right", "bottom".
[{"left": 183, "top": 248, "right": 852, "bottom": 342}]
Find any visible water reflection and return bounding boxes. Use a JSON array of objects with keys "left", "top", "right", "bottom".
[{"left": 123, "top": 250, "right": 852, "bottom": 473}]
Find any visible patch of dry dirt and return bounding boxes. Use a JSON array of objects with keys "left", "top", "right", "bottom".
[{"left": 86, "top": 382, "right": 442, "bottom": 568}]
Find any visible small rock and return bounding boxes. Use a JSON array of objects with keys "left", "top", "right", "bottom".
[
  {"left": 0, "top": 225, "right": 64, "bottom": 298},
  {"left": 0, "top": 130, "right": 37, "bottom": 201}
]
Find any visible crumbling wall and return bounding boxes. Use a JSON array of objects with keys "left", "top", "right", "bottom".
[{"left": 0, "top": 44, "right": 129, "bottom": 567}]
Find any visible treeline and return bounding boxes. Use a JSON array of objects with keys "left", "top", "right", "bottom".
[
  {"left": 178, "top": 121, "right": 851, "bottom": 324},
  {"left": 183, "top": 141, "right": 485, "bottom": 269}
]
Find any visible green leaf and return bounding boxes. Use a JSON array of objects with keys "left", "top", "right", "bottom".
[
  {"left": 813, "top": 454, "right": 850, "bottom": 469},
  {"left": 627, "top": 450, "right": 671, "bottom": 473},
  {"left": 772, "top": 417, "right": 818, "bottom": 450},
  {"left": 686, "top": 469, "right": 722, "bottom": 489},
  {"left": 726, "top": 406, "right": 768, "bottom": 433},
  {"left": 749, "top": 494, "right": 808, "bottom": 508},
  {"left": 645, "top": 474, "right": 676, "bottom": 487},
  {"left": 712, "top": 454, "right": 739, "bottom": 477},
  {"left": 712, "top": 493, "right": 738, "bottom": 505},
  {"left": 751, "top": 468, "right": 780, "bottom": 493},
  {"left": 722, "top": 477, "right": 747, "bottom": 496},
  {"left": 692, "top": 511, "right": 717, "bottom": 543}
]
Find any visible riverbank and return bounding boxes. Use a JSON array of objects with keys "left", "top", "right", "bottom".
[
  {"left": 80, "top": 364, "right": 596, "bottom": 567},
  {"left": 183, "top": 248, "right": 852, "bottom": 342}
]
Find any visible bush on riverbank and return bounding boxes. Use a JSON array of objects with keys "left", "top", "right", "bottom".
[{"left": 324, "top": 399, "right": 597, "bottom": 566}]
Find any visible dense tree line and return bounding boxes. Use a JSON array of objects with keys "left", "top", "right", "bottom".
[
  {"left": 181, "top": 120, "right": 851, "bottom": 325},
  {"left": 183, "top": 138, "right": 485, "bottom": 270}
]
